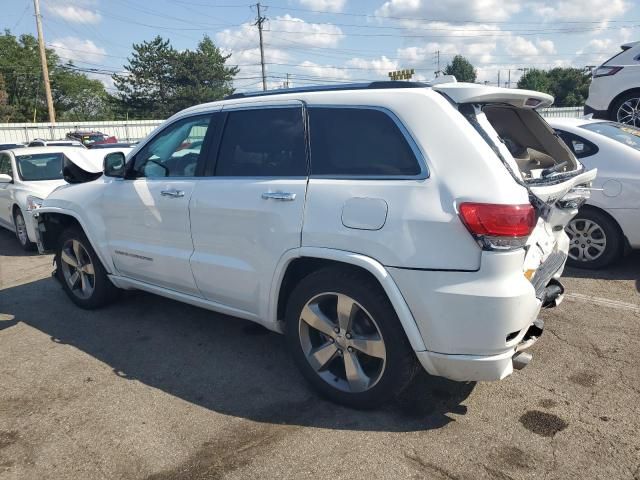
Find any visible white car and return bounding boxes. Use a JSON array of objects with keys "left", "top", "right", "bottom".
[
  {"left": 32, "top": 82, "right": 596, "bottom": 408},
  {"left": 585, "top": 41, "right": 640, "bottom": 126},
  {"left": 0, "top": 147, "right": 119, "bottom": 249},
  {"left": 28, "top": 139, "right": 86, "bottom": 148},
  {"left": 549, "top": 117, "right": 640, "bottom": 268}
]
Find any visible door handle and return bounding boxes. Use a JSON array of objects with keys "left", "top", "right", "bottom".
[
  {"left": 261, "top": 192, "right": 296, "bottom": 201},
  {"left": 160, "top": 189, "right": 185, "bottom": 198}
]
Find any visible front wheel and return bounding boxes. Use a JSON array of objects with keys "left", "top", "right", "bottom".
[
  {"left": 285, "top": 267, "right": 418, "bottom": 409},
  {"left": 14, "top": 209, "right": 35, "bottom": 251},
  {"left": 565, "top": 209, "right": 622, "bottom": 269},
  {"left": 55, "top": 227, "right": 119, "bottom": 309}
]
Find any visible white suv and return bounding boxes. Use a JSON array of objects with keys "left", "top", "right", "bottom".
[
  {"left": 33, "top": 82, "right": 596, "bottom": 408},
  {"left": 585, "top": 41, "right": 640, "bottom": 126}
]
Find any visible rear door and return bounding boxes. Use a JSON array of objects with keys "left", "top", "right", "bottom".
[{"left": 188, "top": 102, "right": 308, "bottom": 318}]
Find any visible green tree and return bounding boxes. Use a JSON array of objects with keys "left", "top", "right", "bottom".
[
  {"left": 444, "top": 55, "right": 477, "bottom": 83},
  {"left": 0, "top": 30, "right": 112, "bottom": 122},
  {"left": 112, "top": 35, "right": 239, "bottom": 119},
  {"left": 0, "top": 73, "right": 16, "bottom": 122},
  {"left": 517, "top": 67, "right": 590, "bottom": 107},
  {"left": 172, "top": 36, "right": 239, "bottom": 112}
]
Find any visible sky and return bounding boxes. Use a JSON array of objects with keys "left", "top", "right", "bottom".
[{"left": 4, "top": 0, "right": 639, "bottom": 93}]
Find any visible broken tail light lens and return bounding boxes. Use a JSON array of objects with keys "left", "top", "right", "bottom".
[{"left": 459, "top": 203, "right": 537, "bottom": 250}]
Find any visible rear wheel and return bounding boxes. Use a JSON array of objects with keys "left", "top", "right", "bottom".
[
  {"left": 285, "top": 267, "right": 418, "bottom": 408},
  {"left": 13, "top": 209, "right": 35, "bottom": 251},
  {"left": 565, "top": 209, "right": 622, "bottom": 269},
  {"left": 55, "top": 227, "right": 119, "bottom": 309},
  {"left": 612, "top": 92, "right": 640, "bottom": 127}
]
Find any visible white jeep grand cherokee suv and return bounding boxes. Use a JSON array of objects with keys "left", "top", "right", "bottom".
[{"left": 33, "top": 82, "right": 596, "bottom": 408}]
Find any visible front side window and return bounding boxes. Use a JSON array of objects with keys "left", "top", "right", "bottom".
[
  {"left": 215, "top": 107, "right": 306, "bottom": 177},
  {"left": 581, "top": 122, "right": 640, "bottom": 152},
  {"left": 15, "top": 153, "right": 64, "bottom": 181},
  {"left": 308, "top": 107, "right": 421, "bottom": 176},
  {"left": 131, "top": 115, "right": 212, "bottom": 178}
]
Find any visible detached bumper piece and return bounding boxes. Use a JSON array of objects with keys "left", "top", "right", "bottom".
[
  {"left": 512, "top": 318, "right": 544, "bottom": 370},
  {"left": 530, "top": 251, "right": 566, "bottom": 308}
]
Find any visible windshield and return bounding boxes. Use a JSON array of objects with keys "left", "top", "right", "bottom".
[
  {"left": 16, "top": 153, "right": 64, "bottom": 181},
  {"left": 581, "top": 122, "right": 640, "bottom": 151}
]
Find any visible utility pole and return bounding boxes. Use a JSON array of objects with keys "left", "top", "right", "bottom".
[
  {"left": 33, "top": 0, "right": 55, "bottom": 124},
  {"left": 255, "top": 3, "right": 267, "bottom": 91},
  {"left": 507, "top": 69, "right": 511, "bottom": 88},
  {"left": 434, "top": 50, "right": 441, "bottom": 77},
  {"left": 497, "top": 70, "right": 501, "bottom": 88}
]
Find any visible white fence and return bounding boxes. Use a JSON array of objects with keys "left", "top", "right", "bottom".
[
  {"left": 539, "top": 106, "right": 584, "bottom": 118},
  {"left": 0, "top": 120, "right": 163, "bottom": 144},
  {"left": 0, "top": 107, "right": 585, "bottom": 144}
]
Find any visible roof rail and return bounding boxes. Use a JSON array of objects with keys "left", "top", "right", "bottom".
[{"left": 225, "top": 81, "right": 431, "bottom": 100}]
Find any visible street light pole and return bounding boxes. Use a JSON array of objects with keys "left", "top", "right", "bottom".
[{"left": 33, "top": 0, "right": 55, "bottom": 124}]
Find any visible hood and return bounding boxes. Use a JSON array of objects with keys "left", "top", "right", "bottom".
[
  {"left": 24, "top": 179, "right": 67, "bottom": 198},
  {"left": 63, "top": 149, "right": 105, "bottom": 173},
  {"left": 433, "top": 82, "right": 554, "bottom": 109}
]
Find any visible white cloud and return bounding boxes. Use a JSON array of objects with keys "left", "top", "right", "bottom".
[
  {"left": 46, "top": 1, "right": 101, "bottom": 24},
  {"left": 505, "top": 36, "right": 540, "bottom": 57},
  {"left": 298, "top": 0, "right": 347, "bottom": 13},
  {"left": 50, "top": 37, "right": 106, "bottom": 64},
  {"left": 298, "top": 60, "right": 352, "bottom": 80},
  {"left": 216, "top": 14, "right": 343, "bottom": 51},
  {"left": 346, "top": 55, "right": 398, "bottom": 76},
  {"left": 375, "top": 0, "right": 521, "bottom": 22},
  {"left": 536, "top": 39, "right": 556, "bottom": 55},
  {"left": 529, "top": 0, "right": 629, "bottom": 21}
]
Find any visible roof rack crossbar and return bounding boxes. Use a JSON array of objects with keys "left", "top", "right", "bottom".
[{"left": 225, "top": 81, "right": 431, "bottom": 100}]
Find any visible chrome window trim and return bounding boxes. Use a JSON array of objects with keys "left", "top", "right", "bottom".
[{"left": 306, "top": 104, "right": 429, "bottom": 180}]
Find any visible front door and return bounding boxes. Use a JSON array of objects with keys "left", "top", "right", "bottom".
[
  {"left": 102, "top": 113, "right": 215, "bottom": 296},
  {"left": 0, "top": 153, "right": 13, "bottom": 226},
  {"left": 189, "top": 103, "right": 308, "bottom": 317}
]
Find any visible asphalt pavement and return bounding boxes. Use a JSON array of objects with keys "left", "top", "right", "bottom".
[{"left": 1, "top": 227, "right": 639, "bottom": 480}]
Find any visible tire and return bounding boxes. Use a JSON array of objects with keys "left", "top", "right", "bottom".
[
  {"left": 13, "top": 209, "right": 35, "bottom": 251},
  {"left": 610, "top": 91, "right": 640, "bottom": 127},
  {"left": 565, "top": 209, "right": 623, "bottom": 269},
  {"left": 285, "top": 266, "right": 418, "bottom": 409},
  {"left": 55, "top": 226, "right": 119, "bottom": 309}
]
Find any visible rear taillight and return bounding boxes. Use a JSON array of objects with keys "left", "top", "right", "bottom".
[
  {"left": 593, "top": 66, "right": 623, "bottom": 78},
  {"left": 459, "top": 203, "right": 537, "bottom": 250}
]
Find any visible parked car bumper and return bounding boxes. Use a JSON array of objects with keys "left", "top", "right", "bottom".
[
  {"left": 584, "top": 104, "right": 608, "bottom": 119},
  {"left": 388, "top": 249, "right": 553, "bottom": 381}
]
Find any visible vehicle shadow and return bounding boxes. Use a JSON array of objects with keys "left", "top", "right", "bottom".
[
  {"left": 563, "top": 251, "right": 640, "bottom": 291},
  {"left": 0, "top": 277, "right": 475, "bottom": 433},
  {"left": 0, "top": 228, "right": 39, "bottom": 257}
]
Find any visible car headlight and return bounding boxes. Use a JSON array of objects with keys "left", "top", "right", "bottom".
[{"left": 26, "top": 195, "right": 43, "bottom": 211}]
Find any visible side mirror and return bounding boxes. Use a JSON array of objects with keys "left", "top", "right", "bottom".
[
  {"left": 0, "top": 173, "right": 12, "bottom": 183},
  {"left": 104, "top": 152, "right": 126, "bottom": 178}
]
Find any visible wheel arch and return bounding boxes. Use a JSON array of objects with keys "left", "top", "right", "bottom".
[
  {"left": 607, "top": 88, "right": 640, "bottom": 117},
  {"left": 36, "top": 208, "right": 114, "bottom": 274},
  {"left": 270, "top": 247, "right": 427, "bottom": 352}
]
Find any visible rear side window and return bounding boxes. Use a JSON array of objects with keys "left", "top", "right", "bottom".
[
  {"left": 555, "top": 130, "right": 599, "bottom": 159},
  {"left": 215, "top": 107, "right": 306, "bottom": 177},
  {"left": 308, "top": 107, "right": 421, "bottom": 177}
]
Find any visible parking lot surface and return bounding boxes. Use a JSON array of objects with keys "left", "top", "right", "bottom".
[{"left": 1, "top": 227, "right": 639, "bottom": 480}]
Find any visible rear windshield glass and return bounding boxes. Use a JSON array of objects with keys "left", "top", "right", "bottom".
[
  {"left": 581, "top": 122, "right": 640, "bottom": 151},
  {"left": 16, "top": 153, "right": 64, "bottom": 180}
]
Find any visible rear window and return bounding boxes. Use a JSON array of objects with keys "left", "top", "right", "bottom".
[
  {"left": 16, "top": 153, "right": 64, "bottom": 180},
  {"left": 215, "top": 107, "right": 306, "bottom": 177},
  {"left": 308, "top": 107, "right": 421, "bottom": 177},
  {"left": 581, "top": 122, "right": 640, "bottom": 151}
]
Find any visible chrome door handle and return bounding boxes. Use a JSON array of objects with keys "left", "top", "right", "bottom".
[
  {"left": 160, "top": 189, "right": 185, "bottom": 198},
  {"left": 261, "top": 192, "right": 296, "bottom": 201}
]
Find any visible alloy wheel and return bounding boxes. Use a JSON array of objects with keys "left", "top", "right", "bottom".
[
  {"left": 616, "top": 97, "right": 640, "bottom": 127},
  {"left": 14, "top": 212, "right": 28, "bottom": 246},
  {"left": 566, "top": 218, "right": 607, "bottom": 263},
  {"left": 60, "top": 239, "right": 96, "bottom": 299},
  {"left": 298, "top": 292, "right": 387, "bottom": 393}
]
